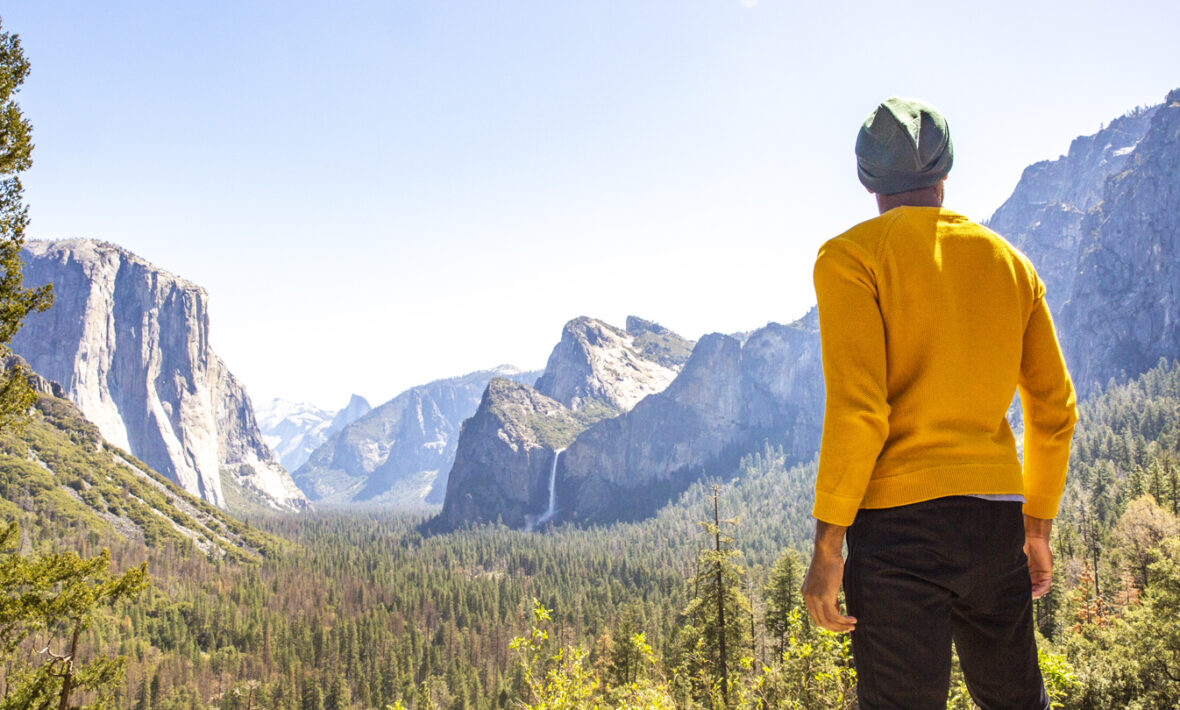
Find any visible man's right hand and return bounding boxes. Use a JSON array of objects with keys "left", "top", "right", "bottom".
[
  {"left": 801, "top": 520, "right": 857, "bottom": 633},
  {"left": 1024, "top": 514, "right": 1054, "bottom": 599}
]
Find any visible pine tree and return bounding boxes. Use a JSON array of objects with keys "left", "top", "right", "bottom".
[
  {"left": 763, "top": 548, "right": 803, "bottom": 659},
  {"left": 0, "top": 15, "right": 53, "bottom": 426},
  {"left": 0, "top": 521, "right": 149, "bottom": 710},
  {"left": 675, "top": 486, "right": 751, "bottom": 707}
]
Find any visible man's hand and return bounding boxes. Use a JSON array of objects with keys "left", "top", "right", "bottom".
[
  {"left": 801, "top": 520, "right": 857, "bottom": 633},
  {"left": 1024, "top": 514, "right": 1054, "bottom": 599}
]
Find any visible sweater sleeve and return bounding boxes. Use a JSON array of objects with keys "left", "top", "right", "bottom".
[
  {"left": 812, "top": 238, "right": 891, "bottom": 526},
  {"left": 1017, "top": 284, "right": 1078, "bottom": 519}
]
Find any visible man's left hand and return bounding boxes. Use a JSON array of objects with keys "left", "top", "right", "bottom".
[{"left": 1024, "top": 514, "right": 1054, "bottom": 599}]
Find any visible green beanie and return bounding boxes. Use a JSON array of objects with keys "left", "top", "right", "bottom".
[{"left": 856, "top": 97, "right": 953, "bottom": 195}]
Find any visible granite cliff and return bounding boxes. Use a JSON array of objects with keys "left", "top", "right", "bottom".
[
  {"left": 1059, "top": 89, "right": 1180, "bottom": 394},
  {"left": 987, "top": 104, "right": 1158, "bottom": 312},
  {"left": 558, "top": 311, "right": 824, "bottom": 524},
  {"left": 987, "top": 89, "right": 1180, "bottom": 395},
  {"left": 431, "top": 317, "right": 693, "bottom": 530},
  {"left": 13, "top": 239, "right": 308, "bottom": 512},
  {"left": 432, "top": 378, "right": 582, "bottom": 530}
]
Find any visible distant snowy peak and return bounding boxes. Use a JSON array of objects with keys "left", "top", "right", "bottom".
[{"left": 257, "top": 395, "right": 371, "bottom": 473}]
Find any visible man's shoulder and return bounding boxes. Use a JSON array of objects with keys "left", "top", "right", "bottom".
[
  {"left": 948, "top": 215, "right": 1041, "bottom": 276},
  {"left": 819, "top": 211, "right": 902, "bottom": 261}
]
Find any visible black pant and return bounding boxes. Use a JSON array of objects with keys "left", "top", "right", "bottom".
[{"left": 844, "top": 496, "right": 1049, "bottom": 710}]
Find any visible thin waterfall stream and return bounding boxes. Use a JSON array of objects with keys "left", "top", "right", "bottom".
[{"left": 531, "top": 448, "right": 565, "bottom": 529}]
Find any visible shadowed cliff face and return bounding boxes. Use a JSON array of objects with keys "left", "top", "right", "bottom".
[
  {"left": 559, "top": 312, "right": 824, "bottom": 525},
  {"left": 984, "top": 89, "right": 1180, "bottom": 397},
  {"left": 1059, "top": 90, "right": 1180, "bottom": 395},
  {"left": 987, "top": 106, "right": 1157, "bottom": 313},
  {"left": 432, "top": 378, "right": 578, "bottom": 530},
  {"left": 14, "top": 239, "right": 308, "bottom": 512}
]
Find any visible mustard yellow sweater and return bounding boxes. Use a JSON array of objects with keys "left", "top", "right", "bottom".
[{"left": 812, "top": 206, "right": 1078, "bottom": 527}]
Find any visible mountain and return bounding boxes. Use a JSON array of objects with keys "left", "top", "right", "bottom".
[
  {"left": 12, "top": 239, "right": 308, "bottom": 512},
  {"left": 987, "top": 104, "right": 1158, "bottom": 313},
  {"left": 0, "top": 357, "right": 280, "bottom": 560},
  {"left": 1058, "top": 89, "right": 1180, "bottom": 395},
  {"left": 533, "top": 316, "right": 688, "bottom": 412},
  {"left": 292, "top": 367, "right": 537, "bottom": 508},
  {"left": 431, "top": 378, "right": 584, "bottom": 530},
  {"left": 558, "top": 311, "right": 824, "bottom": 524},
  {"left": 257, "top": 394, "right": 372, "bottom": 472},
  {"left": 988, "top": 89, "right": 1180, "bottom": 396},
  {"left": 432, "top": 316, "right": 697, "bottom": 531}
]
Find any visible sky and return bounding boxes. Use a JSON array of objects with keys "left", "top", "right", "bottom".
[{"left": 4, "top": 1, "right": 1179, "bottom": 409}]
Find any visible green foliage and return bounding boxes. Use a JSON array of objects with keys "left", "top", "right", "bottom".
[
  {"left": 0, "top": 521, "right": 149, "bottom": 709},
  {"left": 748, "top": 608, "right": 855, "bottom": 709},
  {"left": 762, "top": 548, "right": 802, "bottom": 659},
  {"left": 525, "top": 399, "right": 620, "bottom": 450},
  {"left": 0, "top": 392, "right": 282, "bottom": 562},
  {"left": 0, "top": 16, "right": 52, "bottom": 429},
  {"left": 672, "top": 488, "right": 752, "bottom": 706}
]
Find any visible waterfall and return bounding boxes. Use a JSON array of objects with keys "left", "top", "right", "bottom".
[{"left": 532, "top": 448, "right": 565, "bottom": 529}]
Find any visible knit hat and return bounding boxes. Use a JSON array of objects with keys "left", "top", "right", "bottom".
[{"left": 856, "top": 97, "right": 953, "bottom": 195}]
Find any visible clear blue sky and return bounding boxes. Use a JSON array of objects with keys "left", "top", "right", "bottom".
[{"left": 5, "top": 1, "right": 1178, "bottom": 408}]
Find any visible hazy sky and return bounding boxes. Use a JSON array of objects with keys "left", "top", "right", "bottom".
[{"left": 5, "top": 1, "right": 1178, "bottom": 409}]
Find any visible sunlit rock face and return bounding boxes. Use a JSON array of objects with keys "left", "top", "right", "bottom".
[{"left": 15, "top": 239, "right": 308, "bottom": 512}]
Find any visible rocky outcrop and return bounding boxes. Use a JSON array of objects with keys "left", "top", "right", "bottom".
[
  {"left": 431, "top": 317, "right": 694, "bottom": 530},
  {"left": 559, "top": 311, "right": 824, "bottom": 524},
  {"left": 987, "top": 105, "right": 1157, "bottom": 311},
  {"left": 1059, "top": 89, "right": 1180, "bottom": 394},
  {"left": 984, "top": 89, "right": 1180, "bottom": 396},
  {"left": 13, "top": 239, "right": 308, "bottom": 512},
  {"left": 534, "top": 317, "right": 685, "bottom": 412},
  {"left": 293, "top": 367, "right": 536, "bottom": 507},
  {"left": 431, "top": 312, "right": 822, "bottom": 530},
  {"left": 431, "top": 378, "right": 580, "bottom": 530},
  {"left": 258, "top": 394, "right": 372, "bottom": 473}
]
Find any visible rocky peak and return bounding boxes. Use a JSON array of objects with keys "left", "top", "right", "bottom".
[
  {"left": 986, "top": 106, "right": 1157, "bottom": 310},
  {"left": 625, "top": 315, "right": 695, "bottom": 369},
  {"left": 431, "top": 378, "right": 580, "bottom": 530},
  {"left": 327, "top": 394, "right": 372, "bottom": 434},
  {"left": 1059, "top": 88, "right": 1180, "bottom": 395},
  {"left": 14, "top": 239, "right": 308, "bottom": 512},
  {"left": 533, "top": 316, "right": 684, "bottom": 412},
  {"left": 557, "top": 313, "right": 824, "bottom": 525}
]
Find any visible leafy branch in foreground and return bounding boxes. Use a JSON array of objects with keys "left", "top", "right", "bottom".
[{"left": 0, "top": 521, "right": 149, "bottom": 710}]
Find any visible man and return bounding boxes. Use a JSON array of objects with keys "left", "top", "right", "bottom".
[{"left": 801, "top": 97, "right": 1078, "bottom": 709}]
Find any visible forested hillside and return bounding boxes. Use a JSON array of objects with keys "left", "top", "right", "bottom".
[{"left": 5, "top": 361, "right": 1179, "bottom": 708}]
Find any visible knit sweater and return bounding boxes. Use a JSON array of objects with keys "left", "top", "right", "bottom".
[{"left": 812, "top": 206, "right": 1077, "bottom": 527}]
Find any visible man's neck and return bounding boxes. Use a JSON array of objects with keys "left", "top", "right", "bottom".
[{"left": 876, "top": 184, "right": 944, "bottom": 214}]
